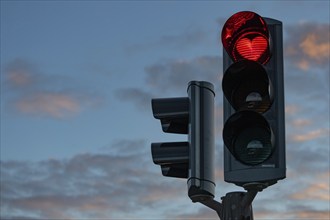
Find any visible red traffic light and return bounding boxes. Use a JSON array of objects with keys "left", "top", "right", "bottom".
[{"left": 221, "top": 11, "right": 271, "bottom": 64}]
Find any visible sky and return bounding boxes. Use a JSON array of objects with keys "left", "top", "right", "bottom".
[{"left": 0, "top": 0, "right": 329, "bottom": 219}]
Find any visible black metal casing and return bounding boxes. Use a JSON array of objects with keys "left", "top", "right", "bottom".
[
  {"left": 222, "top": 18, "right": 286, "bottom": 187},
  {"left": 151, "top": 81, "right": 216, "bottom": 202}
]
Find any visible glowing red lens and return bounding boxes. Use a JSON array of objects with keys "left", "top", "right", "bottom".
[
  {"left": 236, "top": 36, "right": 268, "bottom": 61},
  {"left": 221, "top": 11, "right": 271, "bottom": 64}
]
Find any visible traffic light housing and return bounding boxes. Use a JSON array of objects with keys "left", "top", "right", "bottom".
[
  {"left": 221, "top": 11, "right": 286, "bottom": 187},
  {"left": 151, "top": 81, "right": 216, "bottom": 202}
]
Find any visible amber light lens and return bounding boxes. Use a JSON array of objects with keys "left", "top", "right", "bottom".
[
  {"left": 222, "top": 11, "right": 271, "bottom": 64},
  {"left": 222, "top": 60, "right": 274, "bottom": 113}
]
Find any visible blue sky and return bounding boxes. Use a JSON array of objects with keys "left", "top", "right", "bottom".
[{"left": 1, "top": 1, "right": 329, "bottom": 219}]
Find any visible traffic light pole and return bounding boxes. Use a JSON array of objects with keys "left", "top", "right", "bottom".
[
  {"left": 199, "top": 187, "right": 261, "bottom": 220},
  {"left": 187, "top": 81, "right": 216, "bottom": 202}
]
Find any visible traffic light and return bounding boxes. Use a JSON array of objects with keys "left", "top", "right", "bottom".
[
  {"left": 221, "top": 11, "right": 286, "bottom": 187},
  {"left": 151, "top": 81, "right": 216, "bottom": 202}
]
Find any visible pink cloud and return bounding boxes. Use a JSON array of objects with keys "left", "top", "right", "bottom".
[
  {"left": 300, "top": 33, "right": 330, "bottom": 62},
  {"left": 255, "top": 210, "right": 330, "bottom": 219},
  {"left": 15, "top": 92, "right": 80, "bottom": 118},
  {"left": 295, "top": 210, "right": 330, "bottom": 219},
  {"left": 290, "top": 172, "right": 330, "bottom": 201},
  {"left": 6, "top": 69, "right": 34, "bottom": 87},
  {"left": 291, "top": 128, "right": 329, "bottom": 142},
  {"left": 8, "top": 194, "right": 112, "bottom": 219},
  {"left": 285, "top": 105, "right": 299, "bottom": 115},
  {"left": 285, "top": 23, "right": 330, "bottom": 71},
  {"left": 293, "top": 183, "right": 329, "bottom": 201},
  {"left": 3, "top": 59, "right": 104, "bottom": 119},
  {"left": 4, "top": 59, "right": 38, "bottom": 88},
  {"left": 290, "top": 118, "right": 312, "bottom": 128},
  {"left": 295, "top": 59, "right": 310, "bottom": 71}
]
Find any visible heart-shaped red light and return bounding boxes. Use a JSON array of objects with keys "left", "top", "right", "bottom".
[{"left": 236, "top": 36, "right": 268, "bottom": 62}]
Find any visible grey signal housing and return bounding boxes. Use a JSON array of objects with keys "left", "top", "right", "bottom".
[{"left": 151, "top": 81, "right": 216, "bottom": 203}]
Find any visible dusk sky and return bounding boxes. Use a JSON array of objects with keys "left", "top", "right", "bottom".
[{"left": 1, "top": 1, "right": 329, "bottom": 219}]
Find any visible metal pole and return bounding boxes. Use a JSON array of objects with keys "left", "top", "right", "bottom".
[{"left": 187, "top": 81, "right": 216, "bottom": 202}]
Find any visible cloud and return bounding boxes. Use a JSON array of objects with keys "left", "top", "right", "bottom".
[
  {"left": 174, "top": 206, "right": 219, "bottom": 219},
  {"left": 250, "top": 172, "right": 330, "bottom": 219},
  {"left": 291, "top": 182, "right": 330, "bottom": 201},
  {"left": 283, "top": 23, "right": 329, "bottom": 136},
  {"left": 159, "top": 29, "right": 207, "bottom": 48},
  {"left": 115, "top": 88, "right": 153, "bottom": 111},
  {"left": 286, "top": 130, "right": 329, "bottom": 174},
  {"left": 290, "top": 118, "right": 312, "bottom": 128},
  {"left": 285, "top": 104, "right": 300, "bottom": 115},
  {"left": 145, "top": 55, "right": 222, "bottom": 95},
  {"left": 14, "top": 92, "right": 80, "bottom": 119},
  {"left": 285, "top": 22, "right": 330, "bottom": 71},
  {"left": 4, "top": 61, "right": 36, "bottom": 88},
  {"left": 290, "top": 128, "right": 329, "bottom": 142},
  {"left": 254, "top": 208, "right": 330, "bottom": 220},
  {"left": 2, "top": 58, "right": 104, "bottom": 119},
  {"left": 125, "top": 27, "right": 208, "bottom": 54},
  {"left": 295, "top": 210, "right": 330, "bottom": 219},
  {"left": 1, "top": 138, "right": 329, "bottom": 219},
  {"left": 115, "top": 55, "right": 222, "bottom": 118},
  {"left": 300, "top": 33, "right": 329, "bottom": 62},
  {"left": 0, "top": 139, "right": 194, "bottom": 219}
]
